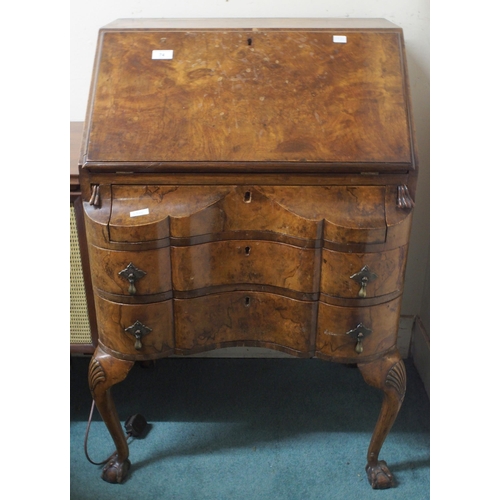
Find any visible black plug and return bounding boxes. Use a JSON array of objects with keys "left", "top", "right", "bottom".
[{"left": 124, "top": 414, "right": 148, "bottom": 438}]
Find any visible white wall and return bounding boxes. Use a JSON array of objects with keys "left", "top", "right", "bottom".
[{"left": 70, "top": 0, "right": 430, "bottom": 323}]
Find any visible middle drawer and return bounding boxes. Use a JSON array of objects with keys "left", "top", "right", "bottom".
[
  {"left": 171, "top": 240, "right": 320, "bottom": 294},
  {"left": 88, "top": 244, "right": 171, "bottom": 296}
]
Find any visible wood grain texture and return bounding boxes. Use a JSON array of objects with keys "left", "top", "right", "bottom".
[
  {"left": 174, "top": 292, "right": 315, "bottom": 354},
  {"left": 107, "top": 185, "right": 389, "bottom": 244},
  {"left": 94, "top": 295, "right": 174, "bottom": 356},
  {"left": 259, "top": 185, "right": 387, "bottom": 244},
  {"left": 315, "top": 298, "right": 401, "bottom": 362},
  {"left": 358, "top": 351, "right": 406, "bottom": 489},
  {"left": 88, "top": 244, "right": 171, "bottom": 296},
  {"left": 88, "top": 346, "right": 135, "bottom": 483},
  {"left": 77, "top": 19, "right": 418, "bottom": 489},
  {"left": 385, "top": 185, "right": 414, "bottom": 248},
  {"left": 85, "top": 29, "right": 412, "bottom": 167},
  {"left": 171, "top": 240, "right": 319, "bottom": 293},
  {"left": 82, "top": 186, "right": 112, "bottom": 246},
  {"left": 320, "top": 246, "right": 407, "bottom": 298}
]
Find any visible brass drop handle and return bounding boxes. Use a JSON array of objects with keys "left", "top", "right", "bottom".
[
  {"left": 358, "top": 277, "right": 369, "bottom": 298},
  {"left": 124, "top": 320, "right": 152, "bottom": 350},
  {"left": 346, "top": 323, "right": 372, "bottom": 354},
  {"left": 350, "top": 266, "right": 378, "bottom": 298},
  {"left": 119, "top": 263, "right": 147, "bottom": 295}
]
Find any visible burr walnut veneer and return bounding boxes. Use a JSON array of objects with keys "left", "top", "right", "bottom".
[{"left": 80, "top": 18, "right": 418, "bottom": 489}]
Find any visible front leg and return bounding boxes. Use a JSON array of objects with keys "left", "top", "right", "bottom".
[
  {"left": 357, "top": 350, "right": 406, "bottom": 489},
  {"left": 88, "top": 346, "right": 135, "bottom": 483}
]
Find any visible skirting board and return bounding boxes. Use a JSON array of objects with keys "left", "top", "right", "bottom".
[{"left": 410, "top": 316, "right": 430, "bottom": 397}]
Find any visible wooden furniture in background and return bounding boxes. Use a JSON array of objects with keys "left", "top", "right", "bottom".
[
  {"left": 71, "top": 122, "right": 97, "bottom": 353},
  {"left": 79, "top": 18, "right": 418, "bottom": 489}
]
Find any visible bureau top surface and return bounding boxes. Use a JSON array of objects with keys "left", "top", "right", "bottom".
[{"left": 81, "top": 18, "right": 416, "bottom": 172}]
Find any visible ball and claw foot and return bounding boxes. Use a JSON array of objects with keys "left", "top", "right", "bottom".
[
  {"left": 365, "top": 460, "right": 394, "bottom": 489},
  {"left": 101, "top": 454, "right": 131, "bottom": 484}
]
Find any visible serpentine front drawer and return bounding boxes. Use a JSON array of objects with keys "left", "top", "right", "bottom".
[
  {"left": 106, "top": 185, "right": 388, "bottom": 245},
  {"left": 173, "top": 291, "right": 315, "bottom": 355},
  {"left": 171, "top": 240, "right": 320, "bottom": 295}
]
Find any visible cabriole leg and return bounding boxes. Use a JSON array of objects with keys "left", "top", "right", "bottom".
[
  {"left": 88, "top": 346, "right": 135, "bottom": 483},
  {"left": 357, "top": 351, "right": 406, "bottom": 489}
]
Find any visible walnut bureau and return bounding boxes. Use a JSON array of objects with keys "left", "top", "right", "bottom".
[{"left": 79, "top": 18, "right": 418, "bottom": 489}]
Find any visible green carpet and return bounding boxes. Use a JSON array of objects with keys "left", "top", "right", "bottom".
[{"left": 70, "top": 356, "right": 430, "bottom": 499}]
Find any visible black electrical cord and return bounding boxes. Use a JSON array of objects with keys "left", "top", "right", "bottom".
[{"left": 84, "top": 399, "right": 132, "bottom": 466}]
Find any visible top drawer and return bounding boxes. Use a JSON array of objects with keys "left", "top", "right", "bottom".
[{"left": 106, "top": 185, "right": 389, "bottom": 245}]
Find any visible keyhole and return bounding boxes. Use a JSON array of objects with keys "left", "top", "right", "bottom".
[
  {"left": 244, "top": 296, "right": 251, "bottom": 307},
  {"left": 247, "top": 38, "right": 252, "bottom": 46},
  {"left": 244, "top": 191, "right": 252, "bottom": 203},
  {"left": 245, "top": 246, "right": 251, "bottom": 256}
]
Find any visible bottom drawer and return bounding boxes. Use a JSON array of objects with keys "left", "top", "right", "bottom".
[
  {"left": 316, "top": 298, "right": 401, "bottom": 362},
  {"left": 95, "top": 295, "right": 174, "bottom": 357},
  {"left": 174, "top": 292, "right": 315, "bottom": 354}
]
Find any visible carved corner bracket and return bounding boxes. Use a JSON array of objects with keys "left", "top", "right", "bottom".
[
  {"left": 396, "top": 185, "right": 414, "bottom": 210},
  {"left": 385, "top": 359, "right": 407, "bottom": 403},
  {"left": 88, "top": 357, "right": 106, "bottom": 397},
  {"left": 89, "top": 184, "right": 101, "bottom": 208}
]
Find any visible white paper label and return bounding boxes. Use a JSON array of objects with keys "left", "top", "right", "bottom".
[
  {"left": 130, "top": 208, "right": 150, "bottom": 218},
  {"left": 333, "top": 36, "right": 347, "bottom": 44},
  {"left": 152, "top": 50, "right": 173, "bottom": 60}
]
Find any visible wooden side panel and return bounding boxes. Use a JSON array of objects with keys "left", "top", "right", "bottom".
[
  {"left": 385, "top": 185, "right": 414, "bottom": 248},
  {"left": 174, "top": 292, "right": 315, "bottom": 354},
  {"left": 83, "top": 185, "right": 112, "bottom": 246}
]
